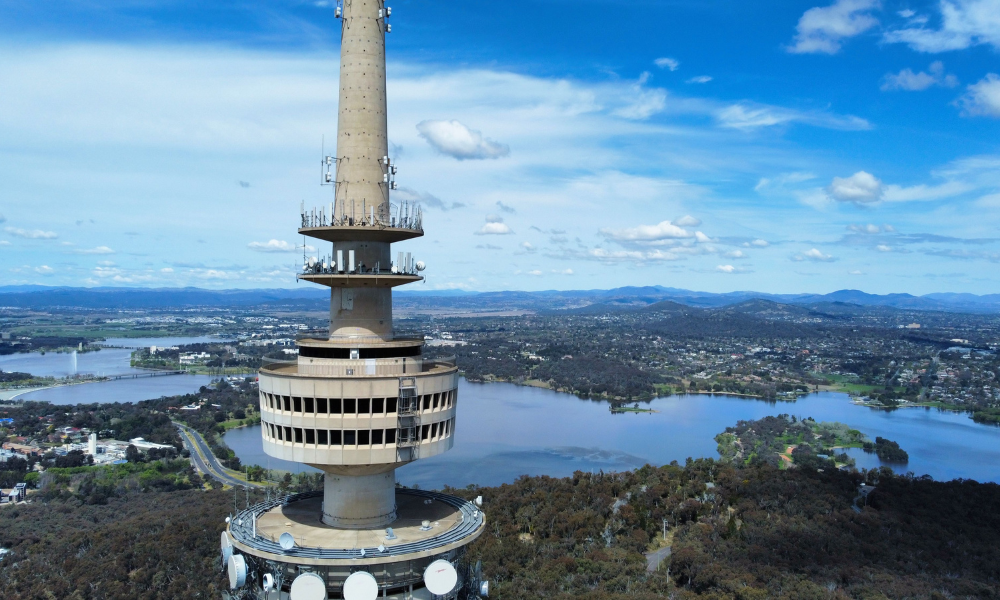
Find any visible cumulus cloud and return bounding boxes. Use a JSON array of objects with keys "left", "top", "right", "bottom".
[
  {"left": 881, "top": 61, "right": 958, "bottom": 91},
  {"left": 751, "top": 239, "right": 770, "bottom": 247},
  {"left": 416, "top": 120, "right": 510, "bottom": 160},
  {"left": 794, "top": 248, "right": 837, "bottom": 262},
  {"left": 654, "top": 57, "right": 680, "bottom": 71},
  {"left": 694, "top": 231, "right": 713, "bottom": 243},
  {"left": 34, "top": 265, "right": 54, "bottom": 274},
  {"left": 876, "top": 244, "right": 893, "bottom": 252},
  {"left": 520, "top": 241, "right": 536, "bottom": 252},
  {"left": 828, "top": 171, "right": 884, "bottom": 204},
  {"left": 5, "top": 227, "right": 58, "bottom": 239},
  {"left": 475, "top": 215, "right": 513, "bottom": 235},
  {"left": 673, "top": 215, "right": 702, "bottom": 227},
  {"left": 75, "top": 246, "right": 115, "bottom": 254},
  {"left": 716, "top": 264, "right": 737, "bottom": 273},
  {"left": 600, "top": 220, "right": 692, "bottom": 243},
  {"left": 248, "top": 239, "right": 296, "bottom": 252},
  {"left": 788, "top": 0, "right": 881, "bottom": 54},
  {"left": 686, "top": 76, "right": 713, "bottom": 84},
  {"left": 726, "top": 250, "right": 748, "bottom": 258},
  {"left": 527, "top": 270, "right": 543, "bottom": 276},
  {"left": 957, "top": 74, "right": 1000, "bottom": 118},
  {"left": 884, "top": 0, "right": 1000, "bottom": 53}
]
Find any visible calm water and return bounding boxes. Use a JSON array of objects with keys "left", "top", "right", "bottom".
[
  {"left": 14, "top": 374, "right": 217, "bottom": 405},
  {"left": 0, "top": 348, "right": 141, "bottom": 378},
  {"left": 226, "top": 380, "right": 1000, "bottom": 489},
  {"left": 3, "top": 337, "right": 227, "bottom": 404}
]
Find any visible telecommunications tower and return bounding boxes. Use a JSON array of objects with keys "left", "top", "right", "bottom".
[{"left": 222, "top": 2, "right": 487, "bottom": 598}]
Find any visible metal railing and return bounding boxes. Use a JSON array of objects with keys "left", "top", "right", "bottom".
[{"left": 229, "top": 489, "right": 483, "bottom": 559}]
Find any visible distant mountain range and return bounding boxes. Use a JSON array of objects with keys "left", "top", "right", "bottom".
[{"left": 1, "top": 285, "right": 999, "bottom": 313}]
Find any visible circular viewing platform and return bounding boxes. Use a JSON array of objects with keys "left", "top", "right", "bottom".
[
  {"left": 229, "top": 489, "right": 485, "bottom": 566},
  {"left": 297, "top": 272, "right": 423, "bottom": 288},
  {"left": 299, "top": 225, "right": 423, "bottom": 244}
]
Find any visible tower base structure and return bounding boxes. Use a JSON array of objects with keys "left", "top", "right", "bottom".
[{"left": 224, "top": 489, "right": 485, "bottom": 600}]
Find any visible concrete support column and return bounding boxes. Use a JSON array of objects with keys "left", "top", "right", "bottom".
[{"left": 320, "top": 467, "right": 397, "bottom": 528}]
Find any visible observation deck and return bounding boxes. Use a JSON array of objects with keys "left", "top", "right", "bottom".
[
  {"left": 228, "top": 489, "right": 485, "bottom": 566},
  {"left": 299, "top": 225, "right": 424, "bottom": 244},
  {"left": 297, "top": 271, "right": 422, "bottom": 288}
]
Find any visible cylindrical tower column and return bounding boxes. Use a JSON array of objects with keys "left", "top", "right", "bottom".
[
  {"left": 319, "top": 466, "right": 397, "bottom": 528},
  {"left": 335, "top": 0, "right": 390, "bottom": 222}
]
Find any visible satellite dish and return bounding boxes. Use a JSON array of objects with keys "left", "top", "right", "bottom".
[
  {"left": 480, "top": 580, "right": 490, "bottom": 597},
  {"left": 415, "top": 261, "right": 426, "bottom": 271},
  {"left": 289, "top": 572, "right": 327, "bottom": 600},
  {"left": 220, "top": 532, "right": 233, "bottom": 570},
  {"left": 343, "top": 571, "right": 378, "bottom": 600},
  {"left": 475, "top": 495, "right": 483, "bottom": 507},
  {"left": 279, "top": 532, "right": 296, "bottom": 551},
  {"left": 263, "top": 573, "right": 275, "bottom": 592},
  {"left": 227, "top": 554, "right": 247, "bottom": 589},
  {"left": 423, "top": 559, "right": 458, "bottom": 596}
]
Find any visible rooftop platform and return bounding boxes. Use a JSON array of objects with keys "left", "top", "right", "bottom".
[
  {"left": 299, "top": 225, "right": 423, "bottom": 244},
  {"left": 229, "top": 489, "right": 484, "bottom": 566},
  {"left": 297, "top": 272, "right": 422, "bottom": 288}
]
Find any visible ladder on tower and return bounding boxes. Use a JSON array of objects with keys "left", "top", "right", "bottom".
[{"left": 396, "top": 377, "right": 420, "bottom": 462}]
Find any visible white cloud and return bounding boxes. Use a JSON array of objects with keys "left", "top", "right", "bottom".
[
  {"left": 475, "top": 216, "right": 513, "bottom": 235},
  {"left": 5, "top": 227, "right": 58, "bottom": 239},
  {"left": 694, "top": 231, "right": 713, "bottom": 243},
  {"left": 248, "top": 239, "right": 296, "bottom": 252},
  {"left": 717, "top": 103, "right": 869, "bottom": 131},
  {"left": 898, "top": 9, "right": 917, "bottom": 18},
  {"left": 957, "top": 74, "right": 1000, "bottom": 118},
  {"left": 794, "top": 248, "right": 837, "bottom": 262},
  {"left": 686, "top": 76, "right": 712, "bottom": 84},
  {"left": 876, "top": 244, "right": 893, "bottom": 252},
  {"left": 716, "top": 264, "right": 737, "bottom": 273},
  {"left": 160, "top": 267, "right": 174, "bottom": 273},
  {"left": 654, "top": 57, "right": 680, "bottom": 71},
  {"left": 555, "top": 268, "right": 574, "bottom": 275},
  {"left": 828, "top": 171, "right": 883, "bottom": 204},
  {"left": 75, "top": 246, "right": 115, "bottom": 254},
  {"left": 788, "top": 0, "right": 881, "bottom": 55},
  {"left": 600, "top": 220, "right": 692, "bottom": 242},
  {"left": 673, "top": 215, "right": 702, "bottom": 227},
  {"left": 612, "top": 77, "right": 667, "bottom": 120},
  {"left": 849, "top": 269, "right": 864, "bottom": 275},
  {"left": 884, "top": 0, "right": 1000, "bottom": 52},
  {"left": 0, "top": 241, "right": 10, "bottom": 246},
  {"left": 34, "top": 265, "right": 54, "bottom": 274},
  {"left": 527, "top": 270, "right": 543, "bottom": 276},
  {"left": 848, "top": 223, "right": 886, "bottom": 233},
  {"left": 416, "top": 120, "right": 510, "bottom": 160},
  {"left": 520, "top": 241, "right": 536, "bottom": 252},
  {"left": 726, "top": 250, "right": 747, "bottom": 258},
  {"left": 883, "top": 180, "right": 973, "bottom": 201},
  {"left": 881, "top": 61, "right": 958, "bottom": 91}
]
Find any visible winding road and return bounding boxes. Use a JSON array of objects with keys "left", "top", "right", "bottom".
[{"left": 174, "top": 422, "right": 264, "bottom": 488}]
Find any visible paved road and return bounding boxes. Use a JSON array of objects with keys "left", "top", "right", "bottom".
[
  {"left": 175, "top": 422, "right": 260, "bottom": 488},
  {"left": 645, "top": 546, "right": 671, "bottom": 572}
]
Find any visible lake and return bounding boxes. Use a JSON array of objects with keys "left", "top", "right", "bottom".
[
  {"left": 225, "top": 379, "right": 1000, "bottom": 490},
  {"left": 2, "top": 336, "right": 229, "bottom": 404}
]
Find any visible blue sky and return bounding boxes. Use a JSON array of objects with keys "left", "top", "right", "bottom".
[{"left": 1, "top": 0, "right": 999, "bottom": 294}]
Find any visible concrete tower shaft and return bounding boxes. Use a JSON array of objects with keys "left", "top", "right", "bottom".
[{"left": 335, "top": 0, "right": 390, "bottom": 223}]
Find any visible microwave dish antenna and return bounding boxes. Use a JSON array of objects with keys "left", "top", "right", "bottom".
[
  {"left": 220, "top": 531, "right": 233, "bottom": 570},
  {"left": 279, "top": 532, "right": 296, "bottom": 551},
  {"left": 343, "top": 571, "right": 379, "bottom": 600},
  {"left": 227, "top": 554, "right": 247, "bottom": 589},
  {"left": 289, "top": 572, "right": 327, "bottom": 600},
  {"left": 423, "top": 559, "right": 458, "bottom": 596}
]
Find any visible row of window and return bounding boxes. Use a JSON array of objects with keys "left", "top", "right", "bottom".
[
  {"left": 263, "top": 419, "right": 455, "bottom": 446},
  {"left": 261, "top": 391, "right": 455, "bottom": 415}
]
